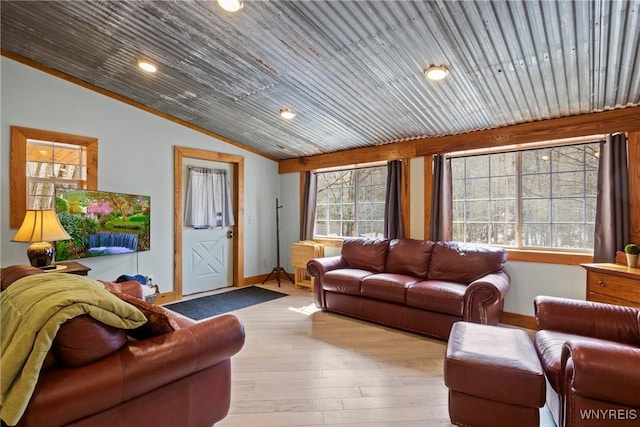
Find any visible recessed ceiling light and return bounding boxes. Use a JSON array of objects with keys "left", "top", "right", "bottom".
[
  {"left": 218, "top": 0, "right": 243, "bottom": 12},
  {"left": 424, "top": 64, "right": 449, "bottom": 81},
  {"left": 138, "top": 61, "right": 157, "bottom": 73},
  {"left": 280, "top": 108, "right": 296, "bottom": 120}
]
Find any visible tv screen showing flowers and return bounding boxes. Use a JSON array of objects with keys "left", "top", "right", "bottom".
[{"left": 55, "top": 188, "right": 150, "bottom": 261}]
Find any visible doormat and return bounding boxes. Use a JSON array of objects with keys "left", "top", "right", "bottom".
[{"left": 164, "top": 286, "right": 287, "bottom": 320}]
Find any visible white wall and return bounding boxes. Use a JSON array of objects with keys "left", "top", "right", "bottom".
[
  {"left": 503, "top": 262, "right": 586, "bottom": 316},
  {"left": 1, "top": 57, "right": 279, "bottom": 290},
  {"left": 278, "top": 172, "right": 301, "bottom": 274}
]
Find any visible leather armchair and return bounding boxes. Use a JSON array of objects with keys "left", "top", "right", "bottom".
[{"left": 534, "top": 296, "right": 640, "bottom": 427}]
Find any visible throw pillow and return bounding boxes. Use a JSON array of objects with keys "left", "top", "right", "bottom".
[{"left": 115, "top": 292, "right": 179, "bottom": 339}]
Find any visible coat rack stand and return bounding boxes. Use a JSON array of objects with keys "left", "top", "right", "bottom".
[{"left": 262, "top": 197, "right": 294, "bottom": 287}]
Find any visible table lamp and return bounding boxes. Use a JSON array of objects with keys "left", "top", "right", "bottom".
[{"left": 11, "top": 209, "right": 71, "bottom": 268}]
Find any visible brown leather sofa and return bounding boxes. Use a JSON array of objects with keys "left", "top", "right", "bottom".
[
  {"left": 534, "top": 296, "right": 640, "bottom": 427},
  {"left": 1, "top": 265, "right": 245, "bottom": 427},
  {"left": 308, "top": 238, "right": 510, "bottom": 339}
]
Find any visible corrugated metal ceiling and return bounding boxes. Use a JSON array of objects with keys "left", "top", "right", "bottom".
[{"left": 2, "top": 0, "right": 639, "bottom": 160}]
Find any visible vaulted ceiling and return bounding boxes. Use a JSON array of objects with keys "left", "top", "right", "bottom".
[{"left": 2, "top": 0, "right": 639, "bottom": 161}]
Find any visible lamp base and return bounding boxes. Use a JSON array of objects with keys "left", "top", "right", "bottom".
[{"left": 26, "top": 241, "right": 55, "bottom": 268}]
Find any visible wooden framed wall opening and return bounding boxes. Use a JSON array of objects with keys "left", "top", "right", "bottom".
[
  {"left": 165, "top": 146, "right": 244, "bottom": 304},
  {"left": 10, "top": 126, "right": 98, "bottom": 228}
]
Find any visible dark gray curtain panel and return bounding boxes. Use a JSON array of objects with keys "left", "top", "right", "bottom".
[
  {"left": 594, "top": 133, "right": 630, "bottom": 262},
  {"left": 384, "top": 160, "right": 404, "bottom": 239},
  {"left": 430, "top": 155, "right": 452, "bottom": 241},
  {"left": 300, "top": 171, "right": 317, "bottom": 241}
]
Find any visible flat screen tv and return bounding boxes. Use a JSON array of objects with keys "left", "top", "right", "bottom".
[{"left": 55, "top": 188, "right": 150, "bottom": 261}]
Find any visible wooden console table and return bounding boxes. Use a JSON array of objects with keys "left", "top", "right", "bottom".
[{"left": 581, "top": 263, "right": 640, "bottom": 308}]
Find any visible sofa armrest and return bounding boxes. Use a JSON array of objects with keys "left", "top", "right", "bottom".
[
  {"left": 307, "top": 256, "right": 347, "bottom": 308},
  {"left": 561, "top": 340, "right": 640, "bottom": 408},
  {"left": 534, "top": 296, "right": 640, "bottom": 344},
  {"left": 463, "top": 271, "right": 510, "bottom": 325},
  {"left": 21, "top": 314, "right": 245, "bottom": 427}
]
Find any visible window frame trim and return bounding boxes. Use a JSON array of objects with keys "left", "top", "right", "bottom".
[
  {"left": 313, "top": 163, "right": 387, "bottom": 239},
  {"left": 450, "top": 139, "right": 601, "bottom": 253},
  {"left": 10, "top": 126, "right": 98, "bottom": 228}
]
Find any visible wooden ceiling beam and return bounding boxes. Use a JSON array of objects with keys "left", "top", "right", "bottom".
[
  {"left": 278, "top": 140, "right": 417, "bottom": 174},
  {"left": 279, "top": 106, "right": 640, "bottom": 173}
]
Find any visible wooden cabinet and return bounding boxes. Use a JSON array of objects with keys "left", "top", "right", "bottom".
[
  {"left": 582, "top": 263, "right": 640, "bottom": 308},
  {"left": 291, "top": 242, "right": 324, "bottom": 289}
]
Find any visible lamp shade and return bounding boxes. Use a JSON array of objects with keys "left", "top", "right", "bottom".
[
  {"left": 12, "top": 210, "right": 71, "bottom": 268},
  {"left": 12, "top": 210, "right": 71, "bottom": 243}
]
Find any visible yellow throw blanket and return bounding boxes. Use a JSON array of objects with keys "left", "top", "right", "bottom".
[{"left": 0, "top": 273, "right": 147, "bottom": 426}]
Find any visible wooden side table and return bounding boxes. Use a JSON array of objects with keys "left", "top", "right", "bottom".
[
  {"left": 44, "top": 261, "right": 91, "bottom": 276},
  {"left": 291, "top": 242, "right": 324, "bottom": 289},
  {"left": 581, "top": 263, "right": 640, "bottom": 308}
]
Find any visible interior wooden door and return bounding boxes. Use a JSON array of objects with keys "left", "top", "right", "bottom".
[{"left": 181, "top": 158, "right": 234, "bottom": 295}]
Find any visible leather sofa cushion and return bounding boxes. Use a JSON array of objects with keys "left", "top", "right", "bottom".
[
  {"left": 428, "top": 241, "right": 507, "bottom": 284},
  {"left": 360, "top": 274, "right": 417, "bottom": 304},
  {"left": 341, "top": 238, "right": 390, "bottom": 273},
  {"left": 406, "top": 281, "right": 466, "bottom": 316},
  {"left": 322, "top": 269, "right": 372, "bottom": 296},
  {"left": 53, "top": 315, "right": 128, "bottom": 367},
  {"left": 1, "top": 265, "right": 44, "bottom": 291},
  {"left": 385, "top": 239, "right": 434, "bottom": 278}
]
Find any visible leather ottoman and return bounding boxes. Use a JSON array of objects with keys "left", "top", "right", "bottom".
[{"left": 444, "top": 322, "right": 545, "bottom": 427}]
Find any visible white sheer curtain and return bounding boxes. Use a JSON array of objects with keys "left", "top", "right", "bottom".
[{"left": 184, "top": 167, "right": 234, "bottom": 228}]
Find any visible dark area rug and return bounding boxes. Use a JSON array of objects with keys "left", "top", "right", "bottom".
[{"left": 164, "top": 286, "right": 288, "bottom": 320}]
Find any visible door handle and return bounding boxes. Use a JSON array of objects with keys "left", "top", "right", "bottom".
[{"left": 227, "top": 230, "right": 234, "bottom": 239}]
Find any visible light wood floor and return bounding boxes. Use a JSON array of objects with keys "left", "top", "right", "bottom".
[
  {"left": 180, "top": 282, "right": 556, "bottom": 426},
  {"left": 214, "top": 281, "right": 454, "bottom": 426}
]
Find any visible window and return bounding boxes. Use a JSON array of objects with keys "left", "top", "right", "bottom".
[
  {"left": 10, "top": 127, "right": 98, "bottom": 228},
  {"left": 27, "top": 140, "right": 88, "bottom": 209},
  {"left": 451, "top": 141, "right": 599, "bottom": 251},
  {"left": 314, "top": 165, "right": 387, "bottom": 238}
]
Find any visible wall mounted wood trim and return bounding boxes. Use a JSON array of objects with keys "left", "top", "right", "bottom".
[
  {"left": 279, "top": 140, "right": 417, "bottom": 174},
  {"left": 629, "top": 131, "right": 640, "bottom": 244},
  {"left": 415, "top": 107, "right": 640, "bottom": 156},
  {"left": 279, "top": 106, "right": 640, "bottom": 174},
  {"left": 501, "top": 311, "right": 536, "bottom": 330}
]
